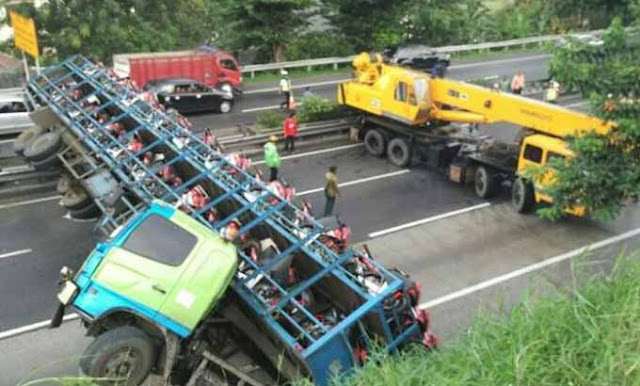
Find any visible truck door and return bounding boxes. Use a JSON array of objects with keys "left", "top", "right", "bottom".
[
  {"left": 217, "top": 55, "right": 241, "bottom": 88},
  {"left": 91, "top": 214, "right": 198, "bottom": 319}
]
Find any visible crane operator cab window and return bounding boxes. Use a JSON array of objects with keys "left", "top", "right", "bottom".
[
  {"left": 395, "top": 81, "right": 408, "bottom": 103},
  {"left": 523, "top": 144, "right": 543, "bottom": 164}
]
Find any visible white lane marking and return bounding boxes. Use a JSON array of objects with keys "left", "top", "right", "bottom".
[
  {"left": 241, "top": 105, "right": 282, "bottom": 113},
  {"left": 253, "top": 143, "right": 363, "bottom": 165},
  {"left": 0, "top": 249, "right": 32, "bottom": 260},
  {"left": 0, "top": 313, "right": 79, "bottom": 341},
  {"left": 0, "top": 138, "right": 16, "bottom": 144},
  {"left": 242, "top": 102, "right": 304, "bottom": 113},
  {"left": 419, "top": 225, "right": 640, "bottom": 310},
  {"left": 298, "top": 169, "right": 410, "bottom": 196},
  {"left": 244, "top": 79, "right": 351, "bottom": 95},
  {"left": 0, "top": 195, "right": 61, "bottom": 210},
  {"left": 368, "top": 202, "right": 492, "bottom": 239},
  {"left": 450, "top": 54, "right": 551, "bottom": 70}
]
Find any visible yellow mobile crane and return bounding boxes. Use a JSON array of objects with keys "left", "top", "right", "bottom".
[{"left": 338, "top": 52, "right": 615, "bottom": 215}]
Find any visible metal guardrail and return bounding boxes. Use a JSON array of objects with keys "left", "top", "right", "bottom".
[{"left": 242, "top": 29, "right": 609, "bottom": 78}]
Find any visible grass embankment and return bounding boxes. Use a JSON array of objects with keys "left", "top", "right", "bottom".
[{"left": 340, "top": 256, "right": 640, "bottom": 386}]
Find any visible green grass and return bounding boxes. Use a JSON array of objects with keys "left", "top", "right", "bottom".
[{"left": 333, "top": 254, "right": 640, "bottom": 386}]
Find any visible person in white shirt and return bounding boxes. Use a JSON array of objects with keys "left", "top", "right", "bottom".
[{"left": 279, "top": 70, "right": 292, "bottom": 110}]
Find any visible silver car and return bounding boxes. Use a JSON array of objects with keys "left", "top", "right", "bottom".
[{"left": 0, "top": 93, "right": 33, "bottom": 136}]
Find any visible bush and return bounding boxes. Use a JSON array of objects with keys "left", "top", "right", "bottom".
[
  {"left": 297, "top": 96, "right": 352, "bottom": 123},
  {"left": 255, "top": 110, "right": 285, "bottom": 131}
]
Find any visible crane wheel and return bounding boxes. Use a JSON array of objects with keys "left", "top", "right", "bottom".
[
  {"left": 387, "top": 137, "right": 412, "bottom": 167},
  {"left": 474, "top": 166, "right": 499, "bottom": 199},
  {"left": 512, "top": 177, "right": 535, "bottom": 213},
  {"left": 363, "top": 129, "right": 387, "bottom": 157}
]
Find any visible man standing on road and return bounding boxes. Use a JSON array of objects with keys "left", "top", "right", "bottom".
[
  {"left": 324, "top": 166, "right": 339, "bottom": 217},
  {"left": 283, "top": 111, "right": 299, "bottom": 152},
  {"left": 279, "top": 70, "right": 292, "bottom": 110},
  {"left": 545, "top": 80, "right": 560, "bottom": 104},
  {"left": 511, "top": 70, "right": 525, "bottom": 95},
  {"left": 264, "top": 135, "right": 281, "bottom": 182}
]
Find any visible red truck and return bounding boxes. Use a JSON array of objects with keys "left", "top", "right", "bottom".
[{"left": 113, "top": 48, "right": 243, "bottom": 94}]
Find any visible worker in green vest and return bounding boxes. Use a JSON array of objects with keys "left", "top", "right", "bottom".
[
  {"left": 546, "top": 80, "right": 560, "bottom": 104},
  {"left": 264, "top": 135, "right": 281, "bottom": 181}
]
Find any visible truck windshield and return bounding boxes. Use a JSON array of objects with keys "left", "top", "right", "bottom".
[
  {"left": 122, "top": 214, "right": 197, "bottom": 266},
  {"left": 414, "top": 78, "right": 428, "bottom": 103}
]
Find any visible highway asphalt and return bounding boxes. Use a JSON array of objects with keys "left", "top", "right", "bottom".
[{"left": 187, "top": 51, "right": 552, "bottom": 131}]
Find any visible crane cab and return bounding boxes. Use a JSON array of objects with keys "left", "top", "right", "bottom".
[{"left": 516, "top": 134, "right": 585, "bottom": 216}]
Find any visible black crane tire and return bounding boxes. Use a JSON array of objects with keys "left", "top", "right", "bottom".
[
  {"left": 474, "top": 165, "right": 499, "bottom": 199},
  {"left": 364, "top": 129, "right": 387, "bottom": 157},
  {"left": 386, "top": 137, "right": 412, "bottom": 167},
  {"left": 23, "top": 131, "right": 62, "bottom": 162},
  {"left": 512, "top": 177, "right": 535, "bottom": 213}
]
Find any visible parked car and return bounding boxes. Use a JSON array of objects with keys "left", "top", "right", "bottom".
[
  {"left": 145, "top": 78, "right": 234, "bottom": 114},
  {"left": 0, "top": 93, "right": 34, "bottom": 135},
  {"left": 113, "top": 48, "right": 242, "bottom": 94},
  {"left": 383, "top": 45, "right": 451, "bottom": 74}
]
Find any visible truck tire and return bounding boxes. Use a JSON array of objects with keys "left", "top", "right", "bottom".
[
  {"left": 13, "top": 127, "right": 43, "bottom": 156},
  {"left": 31, "top": 151, "right": 61, "bottom": 171},
  {"left": 386, "top": 137, "right": 412, "bottom": 167},
  {"left": 79, "top": 326, "right": 156, "bottom": 386},
  {"left": 69, "top": 202, "right": 101, "bottom": 220},
  {"left": 474, "top": 166, "right": 499, "bottom": 199},
  {"left": 23, "top": 131, "right": 62, "bottom": 162},
  {"left": 57, "top": 173, "right": 71, "bottom": 195},
  {"left": 512, "top": 177, "right": 535, "bottom": 213},
  {"left": 62, "top": 188, "right": 92, "bottom": 210},
  {"left": 364, "top": 129, "right": 386, "bottom": 157},
  {"left": 218, "top": 100, "right": 232, "bottom": 114}
]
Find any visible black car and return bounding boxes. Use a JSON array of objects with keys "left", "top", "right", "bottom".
[
  {"left": 144, "top": 78, "right": 234, "bottom": 114},
  {"left": 383, "top": 45, "right": 451, "bottom": 75}
]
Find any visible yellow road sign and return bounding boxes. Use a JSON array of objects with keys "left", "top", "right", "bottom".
[{"left": 9, "top": 11, "right": 39, "bottom": 59}]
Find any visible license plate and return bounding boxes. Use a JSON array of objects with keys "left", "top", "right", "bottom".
[{"left": 57, "top": 281, "right": 78, "bottom": 306}]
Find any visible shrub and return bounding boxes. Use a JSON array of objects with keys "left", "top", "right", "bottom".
[
  {"left": 297, "top": 96, "right": 352, "bottom": 123},
  {"left": 255, "top": 110, "right": 285, "bottom": 131}
]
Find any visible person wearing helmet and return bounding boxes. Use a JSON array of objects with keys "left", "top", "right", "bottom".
[
  {"left": 264, "top": 135, "right": 281, "bottom": 181},
  {"left": 279, "top": 69, "right": 292, "bottom": 110}
]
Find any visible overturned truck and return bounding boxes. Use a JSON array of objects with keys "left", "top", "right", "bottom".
[{"left": 21, "top": 56, "right": 436, "bottom": 385}]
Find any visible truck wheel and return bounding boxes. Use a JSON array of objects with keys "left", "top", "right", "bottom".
[
  {"left": 512, "top": 177, "right": 535, "bottom": 213},
  {"left": 218, "top": 100, "right": 232, "bottom": 114},
  {"left": 69, "top": 202, "right": 101, "bottom": 220},
  {"left": 31, "top": 151, "right": 61, "bottom": 171},
  {"left": 13, "top": 127, "right": 43, "bottom": 156},
  {"left": 57, "top": 174, "right": 71, "bottom": 194},
  {"left": 364, "top": 129, "right": 386, "bottom": 157},
  {"left": 79, "top": 326, "right": 156, "bottom": 386},
  {"left": 23, "top": 131, "right": 62, "bottom": 162},
  {"left": 387, "top": 137, "right": 412, "bottom": 167},
  {"left": 474, "top": 166, "right": 499, "bottom": 199},
  {"left": 62, "top": 188, "right": 92, "bottom": 210}
]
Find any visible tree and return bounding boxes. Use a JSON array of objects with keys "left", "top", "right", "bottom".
[
  {"left": 37, "top": 0, "right": 212, "bottom": 63},
  {"left": 323, "top": 0, "right": 411, "bottom": 52},
  {"left": 217, "top": 0, "right": 315, "bottom": 62},
  {"left": 536, "top": 17, "right": 640, "bottom": 220}
]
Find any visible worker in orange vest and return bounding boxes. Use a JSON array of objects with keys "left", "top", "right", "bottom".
[{"left": 283, "top": 111, "right": 299, "bottom": 152}]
